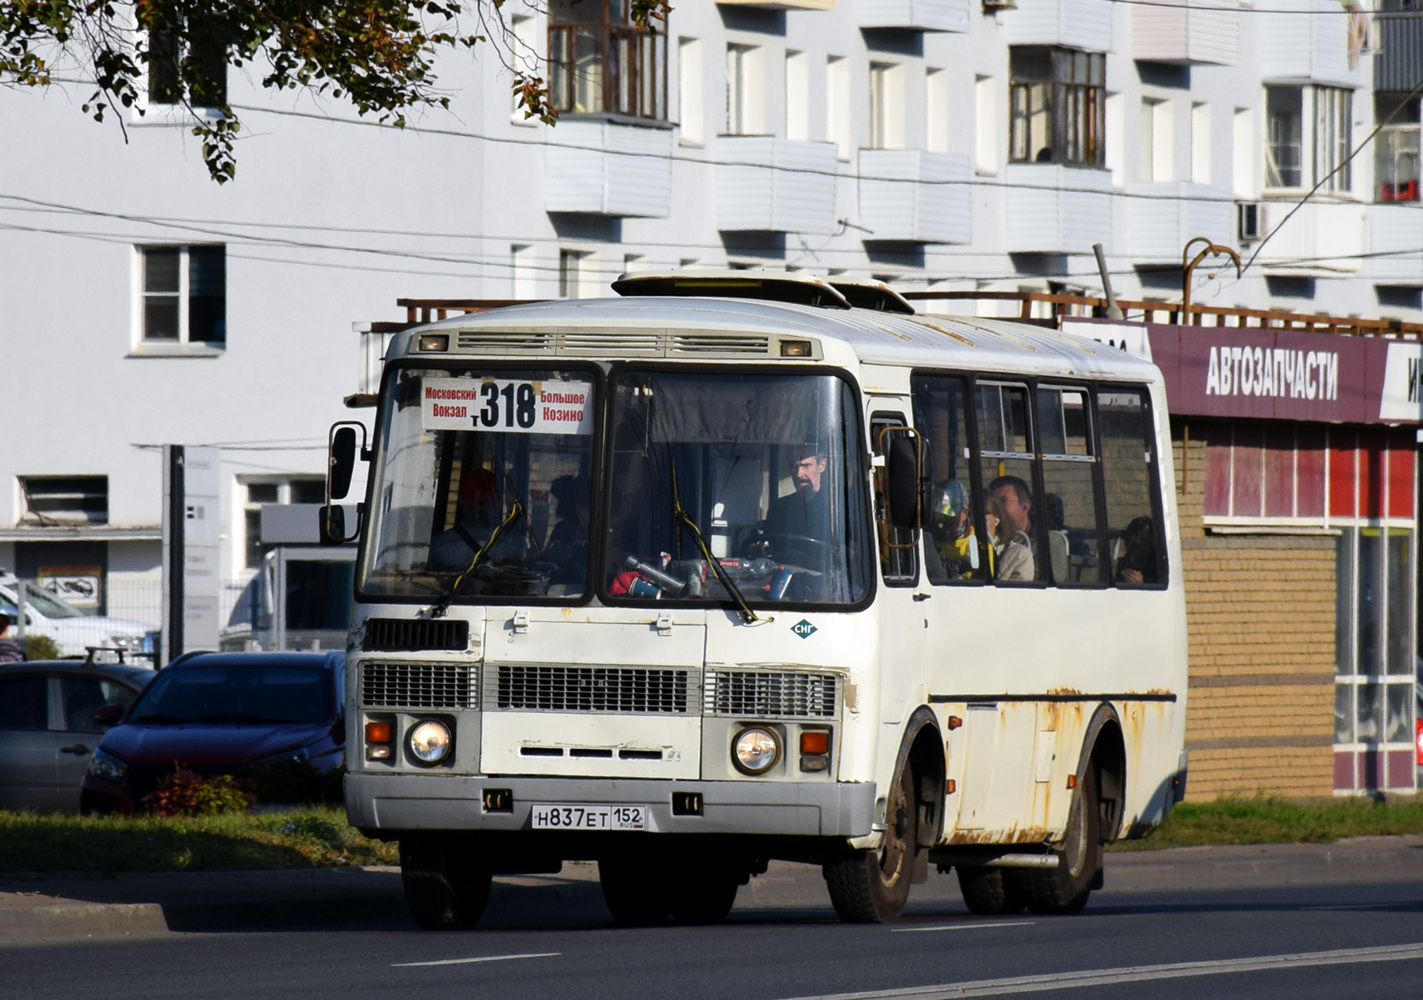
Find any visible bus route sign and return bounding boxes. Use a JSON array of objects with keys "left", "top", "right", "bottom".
[{"left": 421, "top": 377, "right": 593, "bottom": 435}]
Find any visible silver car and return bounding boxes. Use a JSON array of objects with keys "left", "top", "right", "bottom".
[{"left": 0, "top": 660, "right": 155, "bottom": 812}]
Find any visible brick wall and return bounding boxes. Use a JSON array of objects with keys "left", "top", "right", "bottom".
[{"left": 1173, "top": 418, "right": 1337, "bottom": 799}]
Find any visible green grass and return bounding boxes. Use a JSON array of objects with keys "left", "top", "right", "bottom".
[
  {"left": 0, "top": 808, "right": 398, "bottom": 874},
  {"left": 1111, "top": 796, "right": 1423, "bottom": 851}
]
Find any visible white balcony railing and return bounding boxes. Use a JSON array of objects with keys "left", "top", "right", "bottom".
[
  {"left": 544, "top": 120, "right": 673, "bottom": 218},
  {"left": 856, "top": 0, "right": 971, "bottom": 32},
  {"left": 1132, "top": 0, "right": 1239, "bottom": 66},
  {"left": 1258, "top": 0, "right": 1362, "bottom": 87},
  {"left": 716, "top": 136, "right": 838, "bottom": 235},
  {"left": 1005, "top": 0, "right": 1113, "bottom": 51},
  {"left": 1255, "top": 201, "right": 1364, "bottom": 273},
  {"left": 1005, "top": 163, "right": 1112, "bottom": 255},
  {"left": 1128, "top": 183, "right": 1234, "bottom": 262},
  {"left": 1366, "top": 203, "right": 1423, "bottom": 283},
  {"left": 858, "top": 150, "right": 971, "bottom": 244}
]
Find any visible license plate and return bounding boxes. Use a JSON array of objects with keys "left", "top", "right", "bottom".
[{"left": 529, "top": 803, "right": 647, "bottom": 831}]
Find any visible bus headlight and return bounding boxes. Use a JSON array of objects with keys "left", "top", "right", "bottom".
[
  {"left": 408, "top": 720, "right": 453, "bottom": 765},
  {"left": 732, "top": 727, "right": 781, "bottom": 775}
]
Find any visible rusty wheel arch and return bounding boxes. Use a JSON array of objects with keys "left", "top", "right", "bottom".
[
  {"left": 1074, "top": 704, "right": 1128, "bottom": 844},
  {"left": 890, "top": 706, "right": 947, "bottom": 850}
]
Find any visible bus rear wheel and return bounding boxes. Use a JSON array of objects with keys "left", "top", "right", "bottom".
[
  {"left": 399, "top": 834, "right": 493, "bottom": 930},
  {"left": 823, "top": 764, "right": 917, "bottom": 923},
  {"left": 956, "top": 866, "right": 1027, "bottom": 915},
  {"left": 1023, "top": 765, "right": 1102, "bottom": 915},
  {"left": 599, "top": 856, "right": 673, "bottom": 925}
]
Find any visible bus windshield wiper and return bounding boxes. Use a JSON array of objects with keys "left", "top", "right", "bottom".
[
  {"left": 426, "top": 498, "right": 525, "bottom": 619},
  {"left": 670, "top": 464, "right": 768, "bottom": 625}
]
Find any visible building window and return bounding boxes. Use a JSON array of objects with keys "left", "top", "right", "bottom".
[
  {"left": 975, "top": 75, "right": 997, "bottom": 173},
  {"left": 242, "top": 478, "right": 326, "bottom": 570},
  {"left": 1375, "top": 95, "right": 1420, "bottom": 202},
  {"left": 559, "top": 249, "right": 591, "bottom": 298},
  {"left": 146, "top": 15, "right": 228, "bottom": 106},
  {"left": 1190, "top": 102, "right": 1211, "bottom": 183},
  {"left": 1008, "top": 47, "right": 1105, "bottom": 167},
  {"left": 678, "top": 37, "right": 704, "bottom": 144},
  {"left": 926, "top": 68, "right": 949, "bottom": 155},
  {"left": 548, "top": 0, "right": 666, "bottom": 119},
  {"left": 510, "top": 14, "right": 542, "bottom": 123},
  {"left": 827, "top": 56, "right": 850, "bottom": 159},
  {"left": 1140, "top": 97, "right": 1173, "bottom": 182},
  {"left": 140, "top": 245, "right": 226, "bottom": 345},
  {"left": 1314, "top": 86, "right": 1352, "bottom": 193},
  {"left": 19, "top": 476, "right": 109, "bottom": 525},
  {"left": 1266, "top": 85, "right": 1353, "bottom": 192},
  {"left": 785, "top": 50, "right": 810, "bottom": 142},
  {"left": 725, "top": 43, "right": 762, "bottom": 135},
  {"left": 868, "top": 62, "right": 903, "bottom": 150}
]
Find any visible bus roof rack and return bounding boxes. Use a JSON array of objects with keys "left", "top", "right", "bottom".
[
  {"left": 825, "top": 278, "right": 915, "bottom": 315},
  {"left": 611, "top": 270, "right": 852, "bottom": 310}
]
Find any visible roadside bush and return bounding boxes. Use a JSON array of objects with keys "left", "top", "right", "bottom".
[
  {"left": 253, "top": 760, "right": 345, "bottom": 806},
  {"left": 22, "top": 634, "right": 60, "bottom": 660},
  {"left": 142, "top": 768, "right": 255, "bottom": 817}
]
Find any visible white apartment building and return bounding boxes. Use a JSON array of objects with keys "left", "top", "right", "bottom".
[{"left": 1, "top": 0, "right": 1420, "bottom": 628}]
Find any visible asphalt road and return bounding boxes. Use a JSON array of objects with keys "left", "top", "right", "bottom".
[{"left": 4, "top": 855, "right": 1423, "bottom": 1000}]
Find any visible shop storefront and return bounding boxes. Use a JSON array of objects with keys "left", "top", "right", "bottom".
[{"left": 1064, "top": 318, "right": 1421, "bottom": 797}]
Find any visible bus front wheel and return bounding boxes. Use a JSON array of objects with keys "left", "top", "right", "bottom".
[
  {"left": 823, "top": 764, "right": 917, "bottom": 923},
  {"left": 600, "top": 856, "right": 673, "bottom": 924},
  {"left": 399, "top": 834, "right": 493, "bottom": 930},
  {"left": 1023, "top": 765, "right": 1102, "bottom": 915}
]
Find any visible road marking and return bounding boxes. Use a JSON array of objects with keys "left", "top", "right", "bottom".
[
  {"left": 891, "top": 922, "right": 1036, "bottom": 933},
  {"left": 1304, "top": 903, "right": 1414, "bottom": 911},
  {"left": 392, "top": 952, "right": 561, "bottom": 968},
  {"left": 774, "top": 942, "right": 1423, "bottom": 999}
]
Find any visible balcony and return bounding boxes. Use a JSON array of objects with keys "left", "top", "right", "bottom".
[
  {"left": 1254, "top": 201, "right": 1364, "bottom": 274},
  {"left": 1367, "top": 203, "right": 1423, "bottom": 283},
  {"left": 1132, "top": 0, "right": 1238, "bottom": 66},
  {"left": 716, "top": 136, "right": 838, "bottom": 235},
  {"left": 544, "top": 120, "right": 673, "bottom": 218},
  {"left": 856, "top": 0, "right": 971, "bottom": 32},
  {"left": 858, "top": 150, "right": 971, "bottom": 243},
  {"left": 717, "top": 0, "right": 835, "bottom": 8},
  {"left": 1128, "top": 183, "right": 1234, "bottom": 261},
  {"left": 1376, "top": 7, "right": 1423, "bottom": 92},
  {"left": 1004, "top": 0, "right": 1113, "bottom": 52},
  {"left": 1258, "top": 0, "right": 1360, "bottom": 87},
  {"left": 1004, "top": 164, "right": 1111, "bottom": 254}
]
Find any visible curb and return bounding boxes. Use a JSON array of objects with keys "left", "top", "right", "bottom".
[{"left": 0, "top": 902, "right": 168, "bottom": 944}]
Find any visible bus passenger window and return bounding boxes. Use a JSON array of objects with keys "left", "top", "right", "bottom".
[
  {"left": 1037, "top": 387, "right": 1102, "bottom": 585},
  {"left": 976, "top": 383, "right": 1041, "bottom": 583},
  {"left": 872, "top": 414, "right": 919, "bottom": 586},
  {"left": 1098, "top": 389, "right": 1165, "bottom": 586},
  {"left": 911, "top": 375, "right": 982, "bottom": 585}
]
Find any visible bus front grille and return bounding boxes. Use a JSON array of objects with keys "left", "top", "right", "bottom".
[
  {"left": 494, "top": 665, "right": 690, "bottom": 714},
  {"left": 706, "top": 670, "right": 838, "bottom": 718},
  {"left": 361, "top": 662, "right": 478, "bottom": 709},
  {"left": 362, "top": 617, "right": 469, "bottom": 652}
]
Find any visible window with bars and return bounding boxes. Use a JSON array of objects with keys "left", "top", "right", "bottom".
[
  {"left": 19, "top": 476, "right": 109, "bottom": 525},
  {"left": 1008, "top": 47, "right": 1105, "bottom": 167},
  {"left": 140, "top": 245, "right": 225, "bottom": 345},
  {"left": 548, "top": 0, "right": 666, "bottom": 120}
]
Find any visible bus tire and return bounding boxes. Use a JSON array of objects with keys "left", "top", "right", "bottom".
[
  {"left": 399, "top": 834, "right": 492, "bottom": 930},
  {"left": 670, "top": 867, "right": 740, "bottom": 924},
  {"left": 600, "top": 856, "right": 673, "bottom": 925},
  {"left": 956, "top": 866, "right": 1027, "bottom": 916},
  {"left": 1023, "top": 765, "right": 1102, "bottom": 915},
  {"left": 823, "top": 764, "right": 917, "bottom": 923}
]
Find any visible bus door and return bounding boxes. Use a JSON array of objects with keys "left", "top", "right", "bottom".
[{"left": 870, "top": 408, "right": 928, "bottom": 731}]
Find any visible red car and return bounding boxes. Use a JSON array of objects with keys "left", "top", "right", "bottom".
[{"left": 80, "top": 650, "right": 345, "bottom": 813}]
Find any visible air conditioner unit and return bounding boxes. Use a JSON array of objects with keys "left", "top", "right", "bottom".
[{"left": 1237, "top": 202, "right": 1261, "bottom": 243}]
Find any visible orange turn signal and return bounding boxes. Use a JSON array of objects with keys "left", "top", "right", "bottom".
[
  {"left": 946, "top": 715, "right": 963, "bottom": 730},
  {"left": 800, "top": 731, "right": 830, "bottom": 755},
  {"left": 365, "top": 721, "right": 394, "bottom": 744},
  {"left": 1066, "top": 773, "right": 1078, "bottom": 789}
]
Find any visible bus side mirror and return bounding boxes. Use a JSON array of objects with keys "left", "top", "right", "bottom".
[
  {"left": 329, "top": 426, "right": 358, "bottom": 501},
  {"left": 319, "top": 504, "right": 362, "bottom": 545},
  {"left": 887, "top": 437, "right": 921, "bottom": 530}
]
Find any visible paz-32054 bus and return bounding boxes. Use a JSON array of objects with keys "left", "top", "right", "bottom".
[{"left": 328, "top": 272, "right": 1187, "bottom": 928}]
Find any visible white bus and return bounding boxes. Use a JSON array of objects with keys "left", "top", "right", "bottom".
[{"left": 331, "top": 273, "right": 1187, "bottom": 929}]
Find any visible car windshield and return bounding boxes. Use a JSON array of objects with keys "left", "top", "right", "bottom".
[
  {"left": 130, "top": 664, "right": 331, "bottom": 725},
  {"left": 1, "top": 583, "right": 83, "bottom": 619},
  {"left": 604, "top": 370, "right": 872, "bottom": 607},
  {"left": 359, "top": 366, "right": 597, "bottom": 602}
]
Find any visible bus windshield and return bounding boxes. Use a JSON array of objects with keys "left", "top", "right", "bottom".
[
  {"left": 605, "top": 370, "right": 872, "bottom": 607},
  {"left": 359, "top": 366, "right": 597, "bottom": 602}
]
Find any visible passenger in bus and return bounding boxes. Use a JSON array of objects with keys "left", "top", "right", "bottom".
[
  {"left": 428, "top": 468, "right": 512, "bottom": 572},
  {"left": 1115, "top": 515, "right": 1158, "bottom": 585},
  {"left": 543, "top": 474, "right": 590, "bottom": 586},
  {"left": 929, "top": 479, "right": 980, "bottom": 579},
  {"left": 985, "top": 493, "right": 1034, "bottom": 582}
]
